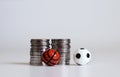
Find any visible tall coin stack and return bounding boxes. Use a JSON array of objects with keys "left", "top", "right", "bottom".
[
  {"left": 30, "top": 39, "right": 50, "bottom": 66},
  {"left": 51, "top": 39, "right": 71, "bottom": 65}
]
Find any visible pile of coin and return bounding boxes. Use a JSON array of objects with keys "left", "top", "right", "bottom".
[
  {"left": 30, "top": 39, "right": 50, "bottom": 66},
  {"left": 51, "top": 39, "right": 71, "bottom": 65}
]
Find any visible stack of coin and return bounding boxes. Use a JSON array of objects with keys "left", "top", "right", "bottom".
[
  {"left": 30, "top": 39, "right": 50, "bottom": 66},
  {"left": 51, "top": 39, "right": 71, "bottom": 65}
]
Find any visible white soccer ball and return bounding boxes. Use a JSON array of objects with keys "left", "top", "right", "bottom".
[{"left": 73, "top": 48, "right": 91, "bottom": 65}]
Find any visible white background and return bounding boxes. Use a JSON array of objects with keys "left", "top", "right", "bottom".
[{"left": 0, "top": 0, "right": 120, "bottom": 77}]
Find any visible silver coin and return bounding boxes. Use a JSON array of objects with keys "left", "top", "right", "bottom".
[
  {"left": 31, "top": 42, "right": 50, "bottom": 45},
  {"left": 30, "top": 60, "right": 42, "bottom": 62},
  {"left": 58, "top": 60, "right": 70, "bottom": 65},
  {"left": 57, "top": 49, "right": 70, "bottom": 52},
  {"left": 60, "top": 53, "right": 70, "bottom": 57},
  {"left": 52, "top": 45, "right": 70, "bottom": 48},
  {"left": 31, "top": 46, "right": 50, "bottom": 50},
  {"left": 30, "top": 55, "right": 42, "bottom": 57},
  {"left": 30, "top": 60, "right": 42, "bottom": 63},
  {"left": 60, "top": 56, "right": 70, "bottom": 60},
  {"left": 51, "top": 39, "right": 70, "bottom": 43},
  {"left": 31, "top": 46, "right": 50, "bottom": 49},
  {"left": 30, "top": 49, "right": 46, "bottom": 51},
  {"left": 30, "top": 51, "right": 43, "bottom": 56},
  {"left": 30, "top": 48, "right": 49, "bottom": 52},
  {"left": 60, "top": 57, "right": 70, "bottom": 60},
  {"left": 59, "top": 59, "right": 70, "bottom": 62},
  {"left": 30, "top": 57, "right": 42, "bottom": 60},
  {"left": 65, "top": 62, "right": 70, "bottom": 65},
  {"left": 52, "top": 48, "right": 70, "bottom": 52},
  {"left": 30, "top": 61, "right": 43, "bottom": 66},
  {"left": 30, "top": 56, "right": 42, "bottom": 62},
  {"left": 31, "top": 39, "right": 49, "bottom": 43},
  {"left": 59, "top": 51, "right": 70, "bottom": 53},
  {"left": 51, "top": 42, "right": 70, "bottom": 45},
  {"left": 31, "top": 44, "right": 50, "bottom": 47}
]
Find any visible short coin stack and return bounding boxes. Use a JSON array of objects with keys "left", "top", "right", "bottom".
[
  {"left": 51, "top": 39, "right": 71, "bottom": 65},
  {"left": 30, "top": 39, "right": 50, "bottom": 66}
]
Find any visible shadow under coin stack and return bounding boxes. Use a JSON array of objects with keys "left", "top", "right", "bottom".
[
  {"left": 30, "top": 39, "right": 50, "bottom": 66},
  {"left": 51, "top": 39, "right": 71, "bottom": 65}
]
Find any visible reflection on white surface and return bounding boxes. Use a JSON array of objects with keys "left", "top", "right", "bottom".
[
  {"left": 29, "top": 64, "right": 92, "bottom": 77},
  {"left": 30, "top": 66, "right": 64, "bottom": 77}
]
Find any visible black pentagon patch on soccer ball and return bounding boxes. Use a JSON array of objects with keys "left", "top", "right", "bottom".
[
  {"left": 86, "top": 53, "right": 90, "bottom": 58},
  {"left": 76, "top": 53, "right": 81, "bottom": 59}
]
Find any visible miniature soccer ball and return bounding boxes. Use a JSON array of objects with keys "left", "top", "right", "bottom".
[{"left": 73, "top": 48, "right": 91, "bottom": 65}]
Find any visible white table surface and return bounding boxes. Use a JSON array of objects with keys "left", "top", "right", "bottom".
[{"left": 0, "top": 46, "right": 120, "bottom": 77}]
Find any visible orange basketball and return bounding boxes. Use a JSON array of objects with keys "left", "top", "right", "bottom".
[{"left": 41, "top": 49, "right": 60, "bottom": 66}]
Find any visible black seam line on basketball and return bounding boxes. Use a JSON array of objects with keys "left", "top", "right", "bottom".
[
  {"left": 47, "top": 50, "right": 60, "bottom": 61},
  {"left": 48, "top": 60, "right": 56, "bottom": 65},
  {"left": 46, "top": 51, "right": 56, "bottom": 65},
  {"left": 46, "top": 51, "right": 58, "bottom": 65},
  {"left": 48, "top": 54, "right": 60, "bottom": 61},
  {"left": 43, "top": 53, "right": 48, "bottom": 63},
  {"left": 46, "top": 51, "right": 56, "bottom": 64},
  {"left": 42, "top": 54, "right": 46, "bottom": 62},
  {"left": 47, "top": 50, "right": 58, "bottom": 61}
]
